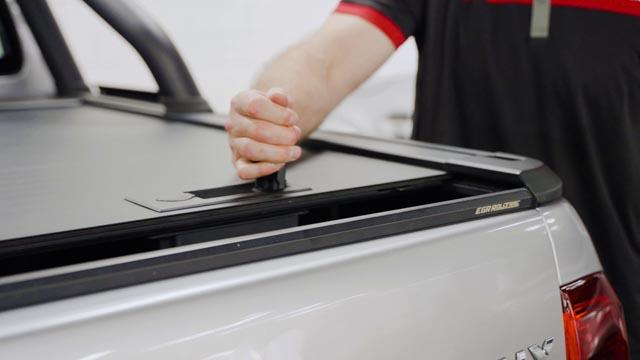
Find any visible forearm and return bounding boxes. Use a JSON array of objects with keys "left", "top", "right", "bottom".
[
  {"left": 252, "top": 14, "right": 395, "bottom": 137},
  {"left": 253, "top": 43, "right": 339, "bottom": 137},
  {"left": 226, "top": 14, "right": 395, "bottom": 179}
]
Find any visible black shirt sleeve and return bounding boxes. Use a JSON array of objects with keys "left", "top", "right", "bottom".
[{"left": 336, "top": 0, "right": 423, "bottom": 47}]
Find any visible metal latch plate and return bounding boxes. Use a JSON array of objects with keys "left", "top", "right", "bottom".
[{"left": 126, "top": 183, "right": 311, "bottom": 213}]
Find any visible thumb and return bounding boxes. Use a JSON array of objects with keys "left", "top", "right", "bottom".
[{"left": 267, "top": 87, "right": 290, "bottom": 108}]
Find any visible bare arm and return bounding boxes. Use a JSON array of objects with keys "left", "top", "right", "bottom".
[{"left": 226, "top": 13, "right": 396, "bottom": 179}]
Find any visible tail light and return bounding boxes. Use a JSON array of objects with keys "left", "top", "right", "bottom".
[{"left": 561, "top": 272, "right": 630, "bottom": 360}]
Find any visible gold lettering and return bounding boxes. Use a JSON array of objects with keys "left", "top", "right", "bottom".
[{"left": 475, "top": 200, "right": 521, "bottom": 215}]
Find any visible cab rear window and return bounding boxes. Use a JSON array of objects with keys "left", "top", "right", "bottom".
[{"left": 0, "top": 0, "right": 22, "bottom": 75}]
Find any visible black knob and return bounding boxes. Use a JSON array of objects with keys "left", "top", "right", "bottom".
[{"left": 254, "top": 167, "right": 287, "bottom": 193}]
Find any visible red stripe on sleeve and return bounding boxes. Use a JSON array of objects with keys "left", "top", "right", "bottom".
[
  {"left": 487, "top": 0, "right": 640, "bottom": 18},
  {"left": 335, "top": 2, "right": 407, "bottom": 48}
]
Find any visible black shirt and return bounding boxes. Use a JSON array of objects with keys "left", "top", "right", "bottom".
[{"left": 337, "top": 0, "right": 640, "bottom": 356}]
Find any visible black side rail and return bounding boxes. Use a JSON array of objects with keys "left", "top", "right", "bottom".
[
  {"left": 83, "top": 0, "right": 212, "bottom": 114},
  {"left": 305, "top": 130, "right": 563, "bottom": 205}
]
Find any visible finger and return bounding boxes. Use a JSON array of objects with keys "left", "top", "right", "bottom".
[
  {"left": 227, "top": 113, "right": 301, "bottom": 146},
  {"left": 231, "top": 137, "right": 302, "bottom": 163},
  {"left": 232, "top": 91, "right": 298, "bottom": 126},
  {"left": 234, "top": 158, "right": 284, "bottom": 180},
  {"left": 229, "top": 140, "right": 240, "bottom": 162},
  {"left": 267, "top": 87, "right": 290, "bottom": 108},
  {"left": 225, "top": 121, "right": 240, "bottom": 162}
]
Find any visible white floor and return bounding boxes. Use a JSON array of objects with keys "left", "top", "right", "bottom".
[{"left": 49, "top": 0, "right": 418, "bottom": 138}]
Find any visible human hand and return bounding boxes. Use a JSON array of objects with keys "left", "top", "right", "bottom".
[{"left": 226, "top": 88, "right": 302, "bottom": 180}]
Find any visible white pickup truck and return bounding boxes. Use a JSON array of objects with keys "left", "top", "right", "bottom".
[{"left": 0, "top": 1, "right": 630, "bottom": 359}]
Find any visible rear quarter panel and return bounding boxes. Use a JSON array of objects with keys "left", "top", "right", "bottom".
[
  {"left": 539, "top": 200, "right": 602, "bottom": 285},
  {"left": 0, "top": 209, "right": 566, "bottom": 359}
]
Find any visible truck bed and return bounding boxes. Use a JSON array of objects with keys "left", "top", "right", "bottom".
[
  {"left": 0, "top": 102, "right": 444, "bottom": 241},
  {"left": 0, "top": 99, "right": 587, "bottom": 360},
  {"left": 0, "top": 99, "right": 559, "bottom": 315}
]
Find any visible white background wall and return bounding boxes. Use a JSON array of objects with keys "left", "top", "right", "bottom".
[{"left": 48, "top": 0, "right": 418, "bottom": 138}]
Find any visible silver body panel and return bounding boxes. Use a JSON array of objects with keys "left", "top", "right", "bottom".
[
  {"left": 539, "top": 201, "right": 602, "bottom": 285},
  {"left": 0, "top": 202, "right": 599, "bottom": 360}
]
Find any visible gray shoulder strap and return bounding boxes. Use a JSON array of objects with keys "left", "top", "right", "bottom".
[{"left": 530, "top": 0, "right": 551, "bottom": 38}]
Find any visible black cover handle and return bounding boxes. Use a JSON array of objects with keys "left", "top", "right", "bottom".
[{"left": 254, "top": 168, "right": 287, "bottom": 193}]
